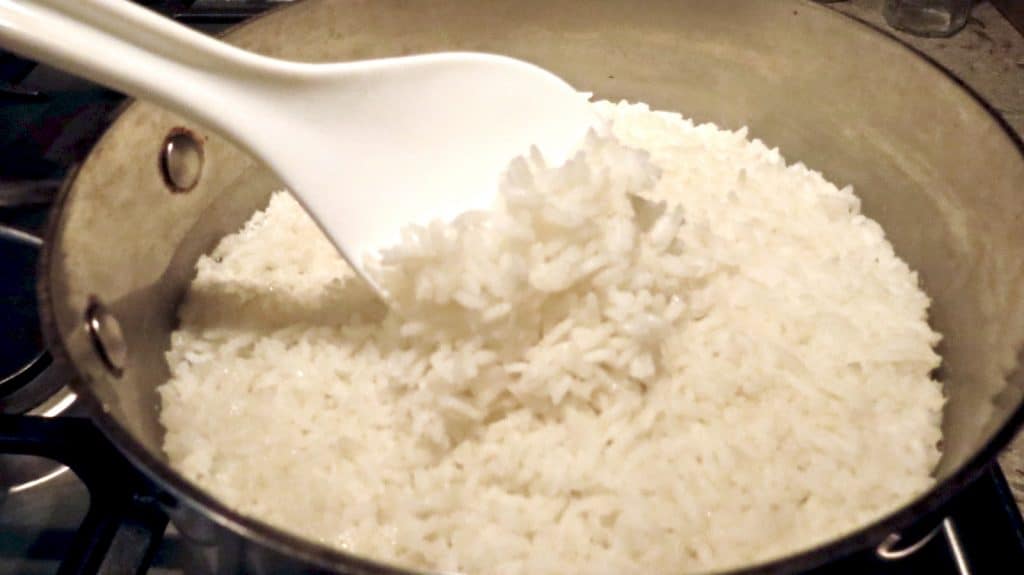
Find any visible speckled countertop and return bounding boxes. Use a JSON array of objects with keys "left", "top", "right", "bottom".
[{"left": 828, "top": 0, "right": 1024, "bottom": 509}]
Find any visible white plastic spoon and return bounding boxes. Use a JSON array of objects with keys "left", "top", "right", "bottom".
[{"left": 0, "top": 0, "right": 593, "bottom": 294}]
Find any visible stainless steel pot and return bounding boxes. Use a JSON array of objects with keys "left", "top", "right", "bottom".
[{"left": 37, "top": 0, "right": 1024, "bottom": 573}]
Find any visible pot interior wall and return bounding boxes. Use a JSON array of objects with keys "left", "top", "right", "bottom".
[{"left": 47, "top": 0, "right": 1024, "bottom": 501}]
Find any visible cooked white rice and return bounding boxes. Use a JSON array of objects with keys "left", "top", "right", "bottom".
[{"left": 159, "top": 100, "right": 944, "bottom": 574}]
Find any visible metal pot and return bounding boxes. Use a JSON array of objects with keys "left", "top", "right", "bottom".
[{"left": 36, "top": 0, "right": 1024, "bottom": 573}]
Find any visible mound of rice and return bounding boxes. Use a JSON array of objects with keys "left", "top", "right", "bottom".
[{"left": 159, "top": 100, "right": 944, "bottom": 574}]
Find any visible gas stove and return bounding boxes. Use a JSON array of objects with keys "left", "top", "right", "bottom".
[{"left": 2, "top": 1, "right": 1024, "bottom": 574}]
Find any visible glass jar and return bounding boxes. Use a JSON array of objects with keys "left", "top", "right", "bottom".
[{"left": 884, "top": 0, "right": 972, "bottom": 37}]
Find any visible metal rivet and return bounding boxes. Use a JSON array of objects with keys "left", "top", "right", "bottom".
[
  {"left": 160, "top": 129, "right": 204, "bottom": 193},
  {"left": 85, "top": 298, "right": 127, "bottom": 377}
]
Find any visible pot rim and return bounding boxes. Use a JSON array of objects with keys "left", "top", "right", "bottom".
[{"left": 36, "top": 1, "right": 1024, "bottom": 573}]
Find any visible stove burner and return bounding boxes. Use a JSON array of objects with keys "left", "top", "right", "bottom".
[
  {"left": 0, "top": 224, "right": 56, "bottom": 413},
  {"left": 0, "top": 222, "right": 81, "bottom": 492}
]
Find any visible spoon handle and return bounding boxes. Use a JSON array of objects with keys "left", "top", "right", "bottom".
[{"left": 0, "top": 0, "right": 286, "bottom": 137}]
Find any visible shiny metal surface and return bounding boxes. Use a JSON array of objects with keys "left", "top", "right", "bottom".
[
  {"left": 0, "top": 387, "right": 80, "bottom": 493},
  {"left": 36, "top": 0, "right": 1024, "bottom": 573},
  {"left": 160, "top": 130, "right": 204, "bottom": 193},
  {"left": 876, "top": 523, "right": 942, "bottom": 560},
  {"left": 84, "top": 297, "right": 127, "bottom": 376},
  {"left": 943, "top": 519, "right": 973, "bottom": 575}
]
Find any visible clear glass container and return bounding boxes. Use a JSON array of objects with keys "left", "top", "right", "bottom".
[{"left": 884, "top": 0, "right": 972, "bottom": 37}]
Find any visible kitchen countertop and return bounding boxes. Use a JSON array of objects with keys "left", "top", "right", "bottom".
[{"left": 830, "top": 0, "right": 1024, "bottom": 509}]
